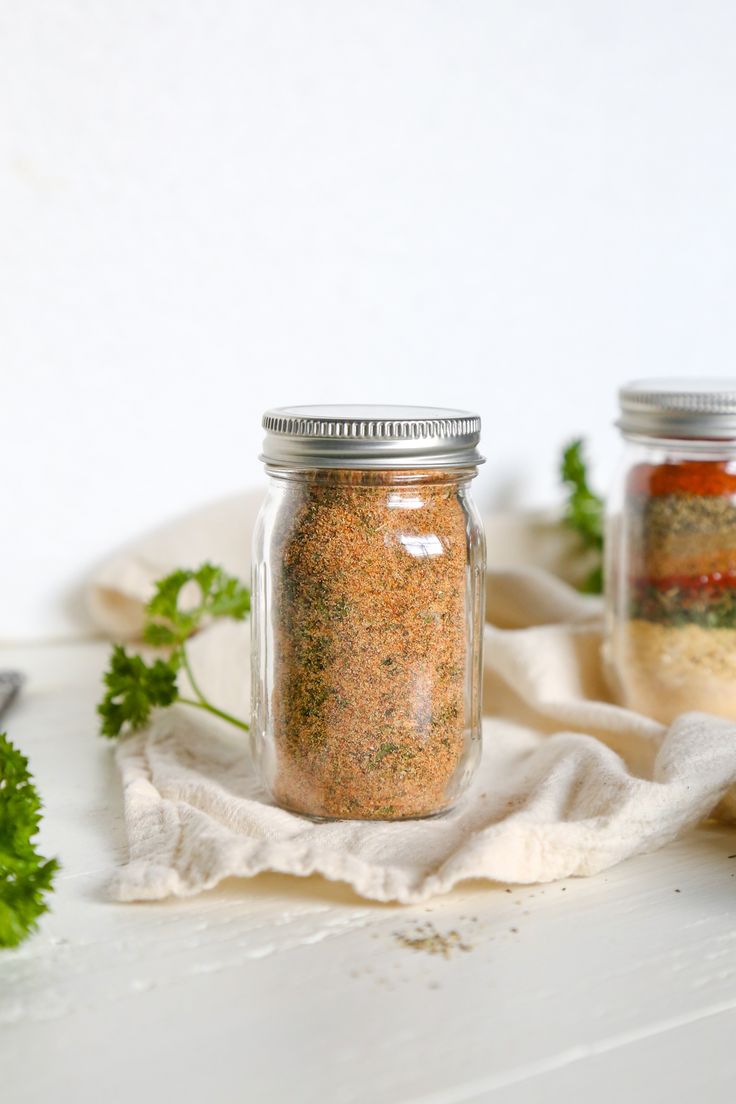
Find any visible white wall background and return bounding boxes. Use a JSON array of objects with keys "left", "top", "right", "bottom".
[{"left": 3, "top": 1, "right": 736, "bottom": 638}]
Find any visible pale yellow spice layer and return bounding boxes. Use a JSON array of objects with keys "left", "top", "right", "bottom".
[
  {"left": 270, "top": 471, "right": 471, "bottom": 820},
  {"left": 611, "top": 618, "right": 736, "bottom": 725}
]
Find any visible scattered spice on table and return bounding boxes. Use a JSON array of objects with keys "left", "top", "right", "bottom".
[
  {"left": 393, "top": 922, "right": 473, "bottom": 958},
  {"left": 271, "top": 469, "right": 472, "bottom": 819}
]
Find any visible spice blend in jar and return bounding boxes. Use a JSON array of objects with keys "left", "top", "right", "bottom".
[
  {"left": 251, "top": 407, "right": 485, "bottom": 820},
  {"left": 606, "top": 381, "right": 736, "bottom": 724}
]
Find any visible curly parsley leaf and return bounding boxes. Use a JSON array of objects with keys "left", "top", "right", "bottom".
[
  {"left": 143, "top": 563, "right": 250, "bottom": 647},
  {"left": 561, "top": 439, "right": 605, "bottom": 594},
  {"left": 0, "top": 733, "right": 59, "bottom": 948},
  {"left": 98, "top": 563, "right": 250, "bottom": 739},
  {"left": 98, "top": 646, "right": 179, "bottom": 739}
]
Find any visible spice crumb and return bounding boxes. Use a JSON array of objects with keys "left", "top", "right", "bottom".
[{"left": 394, "top": 923, "right": 472, "bottom": 958}]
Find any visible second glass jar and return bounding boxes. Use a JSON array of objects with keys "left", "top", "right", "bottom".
[{"left": 606, "top": 379, "right": 736, "bottom": 724}]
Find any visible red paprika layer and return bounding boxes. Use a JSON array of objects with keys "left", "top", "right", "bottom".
[
  {"left": 627, "top": 460, "right": 736, "bottom": 498},
  {"left": 633, "top": 569, "right": 736, "bottom": 593}
]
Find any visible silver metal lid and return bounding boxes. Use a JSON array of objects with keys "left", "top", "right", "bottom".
[
  {"left": 260, "top": 404, "right": 484, "bottom": 469},
  {"left": 618, "top": 379, "right": 736, "bottom": 440}
]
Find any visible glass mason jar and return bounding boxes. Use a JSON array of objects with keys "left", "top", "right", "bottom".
[
  {"left": 251, "top": 405, "right": 485, "bottom": 820},
  {"left": 605, "top": 379, "right": 736, "bottom": 725}
]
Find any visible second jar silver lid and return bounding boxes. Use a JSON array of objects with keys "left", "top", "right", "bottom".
[
  {"left": 260, "top": 404, "right": 484, "bottom": 469},
  {"left": 619, "top": 379, "right": 736, "bottom": 440}
]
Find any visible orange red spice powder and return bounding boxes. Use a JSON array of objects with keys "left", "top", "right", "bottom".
[{"left": 270, "top": 469, "right": 473, "bottom": 820}]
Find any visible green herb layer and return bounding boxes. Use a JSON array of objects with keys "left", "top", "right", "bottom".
[{"left": 631, "top": 582, "right": 736, "bottom": 628}]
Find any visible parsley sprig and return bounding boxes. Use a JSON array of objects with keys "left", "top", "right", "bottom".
[
  {"left": 98, "top": 563, "right": 250, "bottom": 739},
  {"left": 561, "top": 439, "right": 605, "bottom": 594},
  {"left": 0, "top": 733, "right": 59, "bottom": 948}
]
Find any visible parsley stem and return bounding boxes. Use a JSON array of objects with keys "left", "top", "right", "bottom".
[
  {"left": 178, "top": 644, "right": 249, "bottom": 731},
  {"left": 178, "top": 696, "right": 250, "bottom": 733},
  {"left": 180, "top": 646, "right": 208, "bottom": 706}
]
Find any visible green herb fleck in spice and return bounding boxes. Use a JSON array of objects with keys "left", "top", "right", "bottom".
[{"left": 369, "top": 742, "right": 400, "bottom": 769}]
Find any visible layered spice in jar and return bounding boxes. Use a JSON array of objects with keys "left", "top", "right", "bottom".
[
  {"left": 606, "top": 380, "right": 736, "bottom": 724},
  {"left": 251, "top": 406, "right": 485, "bottom": 820}
]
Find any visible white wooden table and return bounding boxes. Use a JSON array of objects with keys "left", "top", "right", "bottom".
[{"left": 2, "top": 639, "right": 736, "bottom": 1104}]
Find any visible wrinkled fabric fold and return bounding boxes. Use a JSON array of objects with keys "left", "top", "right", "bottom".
[{"left": 90, "top": 506, "right": 736, "bottom": 903}]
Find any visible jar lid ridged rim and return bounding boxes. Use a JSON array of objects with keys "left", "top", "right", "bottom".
[
  {"left": 260, "top": 404, "right": 484, "bottom": 469},
  {"left": 618, "top": 379, "right": 736, "bottom": 439}
]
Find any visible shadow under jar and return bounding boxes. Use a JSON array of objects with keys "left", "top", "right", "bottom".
[
  {"left": 251, "top": 405, "right": 485, "bottom": 820},
  {"left": 606, "top": 379, "right": 736, "bottom": 725}
]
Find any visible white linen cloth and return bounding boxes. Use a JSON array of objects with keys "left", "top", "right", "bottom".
[{"left": 89, "top": 496, "right": 736, "bottom": 904}]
